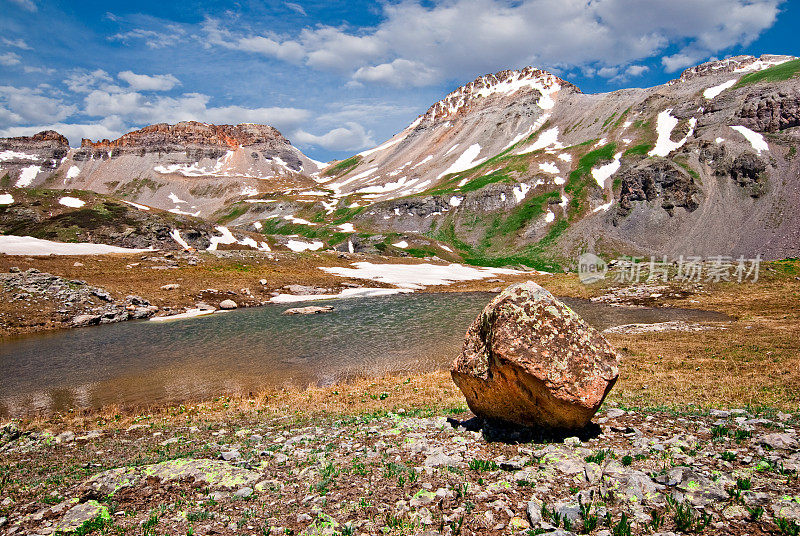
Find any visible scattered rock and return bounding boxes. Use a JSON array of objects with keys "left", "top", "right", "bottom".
[
  {"left": 219, "top": 299, "right": 238, "bottom": 310},
  {"left": 53, "top": 500, "right": 109, "bottom": 533},
  {"left": 759, "top": 433, "right": 799, "bottom": 450},
  {"left": 160, "top": 283, "right": 180, "bottom": 290},
  {"left": 451, "top": 281, "right": 619, "bottom": 429}
]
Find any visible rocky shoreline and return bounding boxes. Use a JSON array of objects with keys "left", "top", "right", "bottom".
[{"left": 1, "top": 398, "right": 798, "bottom": 536}]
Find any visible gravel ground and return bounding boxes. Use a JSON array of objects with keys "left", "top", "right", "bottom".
[{"left": 1, "top": 404, "right": 798, "bottom": 536}]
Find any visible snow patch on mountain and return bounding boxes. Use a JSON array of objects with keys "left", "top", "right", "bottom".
[
  {"left": 703, "top": 80, "right": 737, "bottom": 100},
  {"left": 649, "top": 110, "right": 697, "bottom": 157},
  {"left": 16, "top": 165, "right": 41, "bottom": 187},
  {"left": 730, "top": 126, "right": 769, "bottom": 153},
  {"left": 437, "top": 144, "right": 486, "bottom": 179}
]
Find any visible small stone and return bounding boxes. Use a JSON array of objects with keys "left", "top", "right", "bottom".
[
  {"left": 234, "top": 487, "right": 253, "bottom": 498},
  {"left": 72, "top": 314, "right": 101, "bottom": 327},
  {"left": 56, "top": 431, "right": 75, "bottom": 443},
  {"left": 297, "top": 513, "right": 313, "bottom": 523},
  {"left": 219, "top": 299, "right": 238, "bottom": 310},
  {"left": 759, "top": 433, "right": 799, "bottom": 450},
  {"left": 220, "top": 450, "right": 240, "bottom": 461},
  {"left": 160, "top": 283, "right": 180, "bottom": 290}
]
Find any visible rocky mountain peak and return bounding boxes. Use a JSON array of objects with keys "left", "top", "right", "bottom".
[
  {"left": 0, "top": 130, "right": 69, "bottom": 149},
  {"left": 416, "top": 67, "right": 576, "bottom": 124},
  {"left": 80, "top": 121, "right": 290, "bottom": 151},
  {"left": 677, "top": 54, "right": 796, "bottom": 82}
]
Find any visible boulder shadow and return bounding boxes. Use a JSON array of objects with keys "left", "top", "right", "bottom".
[{"left": 447, "top": 416, "right": 602, "bottom": 445}]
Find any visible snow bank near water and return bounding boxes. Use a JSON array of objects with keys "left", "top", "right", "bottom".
[
  {"left": 0, "top": 235, "right": 152, "bottom": 255},
  {"left": 270, "top": 287, "right": 413, "bottom": 304},
  {"left": 320, "top": 262, "right": 531, "bottom": 290}
]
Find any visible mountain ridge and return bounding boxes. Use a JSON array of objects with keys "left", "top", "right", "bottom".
[{"left": 2, "top": 53, "right": 799, "bottom": 264}]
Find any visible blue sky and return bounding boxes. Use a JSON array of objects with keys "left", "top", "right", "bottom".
[{"left": 0, "top": 0, "right": 797, "bottom": 161}]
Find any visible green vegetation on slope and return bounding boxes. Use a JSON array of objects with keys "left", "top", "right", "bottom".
[
  {"left": 735, "top": 59, "right": 800, "bottom": 88},
  {"left": 565, "top": 142, "right": 617, "bottom": 218},
  {"left": 624, "top": 143, "right": 653, "bottom": 157},
  {"left": 323, "top": 155, "right": 362, "bottom": 177}
]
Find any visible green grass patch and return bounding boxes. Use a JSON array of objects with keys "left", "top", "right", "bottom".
[
  {"left": 216, "top": 203, "right": 248, "bottom": 224},
  {"left": 332, "top": 205, "right": 365, "bottom": 225},
  {"left": 459, "top": 171, "right": 513, "bottom": 193},
  {"left": 624, "top": 143, "right": 653, "bottom": 156},
  {"left": 735, "top": 59, "right": 800, "bottom": 88},
  {"left": 323, "top": 155, "right": 362, "bottom": 177},
  {"left": 495, "top": 190, "right": 561, "bottom": 236},
  {"left": 565, "top": 143, "right": 617, "bottom": 218}
]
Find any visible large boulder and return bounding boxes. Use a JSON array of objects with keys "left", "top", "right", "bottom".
[{"left": 451, "top": 281, "right": 619, "bottom": 429}]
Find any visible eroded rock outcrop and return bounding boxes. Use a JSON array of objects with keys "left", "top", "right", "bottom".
[
  {"left": 451, "top": 281, "right": 619, "bottom": 429},
  {"left": 615, "top": 158, "right": 700, "bottom": 220}
]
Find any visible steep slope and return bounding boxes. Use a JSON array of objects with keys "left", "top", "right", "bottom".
[
  {"left": 315, "top": 54, "right": 800, "bottom": 268},
  {"left": 1, "top": 122, "right": 323, "bottom": 218}
]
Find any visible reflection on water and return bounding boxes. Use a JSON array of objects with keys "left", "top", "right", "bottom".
[{"left": 0, "top": 292, "right": 728, "bottom": 417}]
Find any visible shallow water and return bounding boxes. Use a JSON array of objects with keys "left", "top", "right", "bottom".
[{"left": 0, "top": 292, "right": 728, "bottom": 417}]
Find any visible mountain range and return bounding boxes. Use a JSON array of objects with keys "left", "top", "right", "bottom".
[{"left": 1, "top": 54, "right": 798, "bottom": 268}]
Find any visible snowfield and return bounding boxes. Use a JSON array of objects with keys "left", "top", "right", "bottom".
[
  {"left": 0, "top": 235, "right": 152, "bottom": 255},
  {"left": 649, "top": 110, "right": 697, "bottom": 157},
  {"left": 591, "top": 152, "right": 623, "bottom": 188},
  {"left": 437, "top": 144, "right": 487, "bottom": 180},
  {"left": 320, "top": 262, "right": 531, "bottom": 290},
  {"left": 15, "top": 165, "right": 41, "bottom": 187},
  {"left": 59, "top": 197, "right": 85, "bottom": 208},
  {"left": 703, "top": 80, "right": 737, "bottom": 100},
  {"left": 730, "top": 126, "right": 769, "bottom": 153},
  {"left": 286, "top": 239, "right": 324, "bottom": 252}
]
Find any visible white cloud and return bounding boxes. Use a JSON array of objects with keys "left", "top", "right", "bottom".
[
  {"left": 2, "top": 38, "right": 31, "bottom": 50},
  {"left": 285, "top": 2, "right": 307, "bottom": 16},
  {"left": 353, "top": 59, "right": 439, "bottom": 87},
  {"left": 0, "top": 52, "right": 21, "bottom": 66},
  {"left": 9, "top": 0, "right": 36, "bottom": 12},
  {"left": 110, "top": 26, "right": 185, "bottom": 49},
  {"left": 204, "top": 0, "right": 784, "bottom": 86},
  {"left": 293, "top": 122, "right": 375, "bottom": 151},
  {"left": 82, "top": 89, "right": 311, "bottom": 134},
  {"left": 65, "top": 69, "right": 115, "bottom": 93},
  {"left": 236, "top": 36, "right": 305, "bottom": 63},
  {"left": 0, "top": 85, "right": 77, "bottom": 124},
  {"left": 118, "top": 71, "right": 180, "bottom": 91},
  {"left": 625, "top": 65, "right": 650, "bottom": 77}
]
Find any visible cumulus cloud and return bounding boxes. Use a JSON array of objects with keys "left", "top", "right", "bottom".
[
  {"left": 205, "top": 0, "right": 784, "bottom": 86},
  {"left": 625, "top": 65, "right": 650, "bottom": 77},
  {"left": 81, "top": 88, "right": 311, "bottom": 134},
  {"left": 352, "top": 59, "right": 439, "bottom": 87},
  {"left": 293, "top": 122, "right": 375, "bottom": 152},
  {"left": 236, "top": 36, "right": 305, "bottom": 63},
  {"left": 0, "top": 85, "right": 77, "bottom": 124},
  {"left": 0, "top": 52, "right": 21, "bottom": 66},
  {"left": 65, "top": 69, "right": 116, "bottom": 93},
  {"left": 118, "top": 71, "right": 180, "bottom": 91}
]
